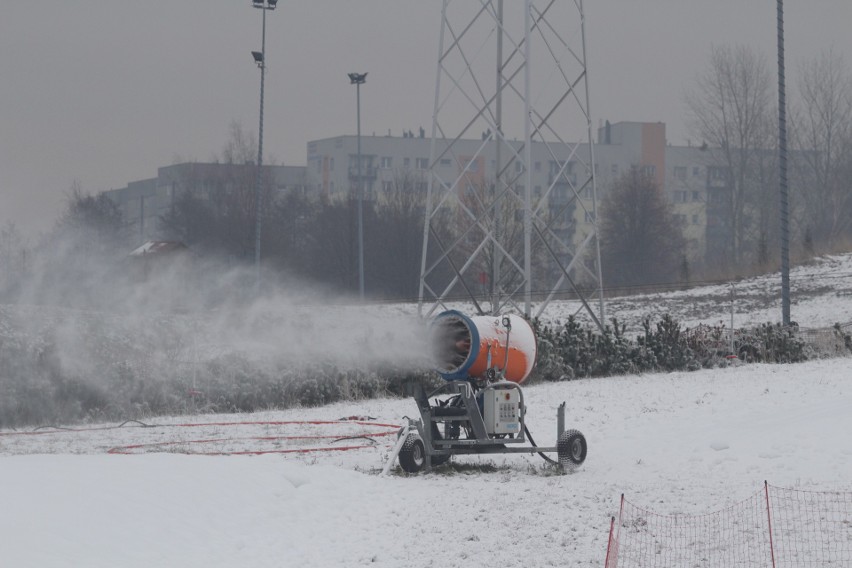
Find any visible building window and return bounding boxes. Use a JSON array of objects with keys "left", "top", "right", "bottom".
[
  {"left": 673, "top": 190, "right": 687, "bottom": 203},
  {"left": 692, "top": 190, "right": 701, "bottom": 202},
  {"left": 416, "top": 182, "right": 428, "bottom": 193},
  {"left": 381, "top": 156, "right": 392, "bottom": 169},
  {"left": 692, "top": 214, "right": 699, "bottom": 225},
  {"left": 674, "top": 166, "right": 687, "bottom": 181},
  {"left": 383, "top": 181, "right": 393, "bottom": 192},
  {"left": 534, "top": 186, "right": 542, "bottom": 198},
  {"left": 641, "top": 165, "right": 656, "bottom": 177},
  {"left": 416, "top": 157, "right": 429, "bottom": 169},
  {"left": 584, "top": 211, "right": 595, "bottom": 223},
  {"left": 549, "top": 160, "right": 573, "bottom": 176},
  {"left": 583, "top": 187, "right": 593, "bottom": 199},
  {"left": 692, "top": 166, "right": 700, "bottom": 177},
  {"left": 329, "top": 157, "right": 334, "bottom": 171},
  {"left": 709, "top": 166, "right": 727, "bottom": 180},
  {"left": 440, "top": 158, "right": 451, "bottom": 167},
  {"left": 515, "top": 161, "right": 523, "bottom": 173},
  {"left": 403, "top": 157, "right": 411, "bottom": 167}
]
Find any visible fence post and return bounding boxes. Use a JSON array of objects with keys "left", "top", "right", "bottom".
[
  {"left": 604, "top": 516, "right": 616, "bottom": 568},
  {"left": 604, "top": 494, "right": 624, "bottom": 568},
  {"left": 765, "top": 480, "right": 777, "bottom": 568},
  {"left": 730, "top": 283, "right": 736, "bottom": 356}
]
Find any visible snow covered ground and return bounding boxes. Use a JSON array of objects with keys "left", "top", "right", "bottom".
[
  {"left": 3, "top": 361, "right": 852, "bottom": 567},
  {"left": 2, "top": 255, "right": 852, "bottom": 567}
]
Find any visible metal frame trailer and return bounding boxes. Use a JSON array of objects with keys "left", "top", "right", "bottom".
[{"left": 395, "top": 379, "right": 587, "bottom": 474}]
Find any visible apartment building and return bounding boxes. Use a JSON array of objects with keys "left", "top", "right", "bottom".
[
  {"left": 107, "top": 162, "right": 307, "bottom": 244},
  {"left": 306, "top": 121, "right": 725, "bottom": 263}
]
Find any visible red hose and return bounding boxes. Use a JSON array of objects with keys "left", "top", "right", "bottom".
[{"left": 3, "top": 420, "right": 402, "bottom": 456}]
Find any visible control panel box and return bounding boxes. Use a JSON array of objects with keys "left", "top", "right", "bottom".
[{"left": 483, "top": 387, "right": 521, "bottom": 435}]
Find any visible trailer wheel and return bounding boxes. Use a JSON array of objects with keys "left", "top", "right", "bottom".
[
  {"left": 431, "top": 453, "right": 451, "bottom": 467},
  {"left": 558, "top": 429, "right": 587, "bottom": 471},
  {"left": 398, "top": 434, "right": 426, "bottom": 473}
]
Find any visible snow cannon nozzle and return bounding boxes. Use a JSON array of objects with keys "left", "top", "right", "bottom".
[{"left": 429, "top": 310, "right": 537, "bottom": 384}]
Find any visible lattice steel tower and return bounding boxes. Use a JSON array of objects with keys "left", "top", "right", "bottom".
[{"left": 418, "top": 0, "right": 604, "bottom": 327}]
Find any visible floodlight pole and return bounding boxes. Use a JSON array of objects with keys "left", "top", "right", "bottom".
[
  {"left": 777, "top": 0, "right": 791, "bottom": 325},
  {"left": 252, "top": 0, "right": 276, "bottom": 294},
  {"left": 349, "top": 72, "right": 368, "bottom": 300}
]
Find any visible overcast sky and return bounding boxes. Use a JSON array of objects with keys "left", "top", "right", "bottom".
[{"left": 2, "top": 1, "right": 851, "bottom": 239}]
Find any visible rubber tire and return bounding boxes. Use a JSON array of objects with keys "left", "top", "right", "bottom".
[
  {"left": 398, "top": 434, "right": 426, "bottom": 473},
  {"left": 431, "top": 452, "right": 451, "bottom": 467},
  {"left": 557, "top": 429, "right": 587, "bottom": 471}
]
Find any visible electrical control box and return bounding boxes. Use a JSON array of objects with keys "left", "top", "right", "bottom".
[{"left": 483, "top": 386, "right": 521, "bottom": 435}]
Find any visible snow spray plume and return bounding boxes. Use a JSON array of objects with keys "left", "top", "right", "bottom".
[{"left": 1, "top": 225, "right": 433, "bottom": 425}]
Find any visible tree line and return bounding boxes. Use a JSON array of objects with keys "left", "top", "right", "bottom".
[
  {"left": 684, "top": 45, "right": 852, "bottom": 270},
  {"left": 594, "top": 45, "right": 852, "bottom": 290}
]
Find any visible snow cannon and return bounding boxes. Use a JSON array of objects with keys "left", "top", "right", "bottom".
[
  {"left": 392, "top": 310, "right": 587, "bottom": 475},
  {"left": 429, "top": 310, "right": 537, "bottom": 383}
]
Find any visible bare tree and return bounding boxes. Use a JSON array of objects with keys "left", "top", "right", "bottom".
[
  {"left": 221, "top": 121, "right": 258, "bottom": 165},
  {"left": 159, "top": 123, "right": 272, "bottom": 262},
  {"left": 55, "top": 182, "right": 129, "bottom": 257},
  {"left": 686, "top": 45, "right": 776, "bottom": 266},
  {"left": 26, "top": 183, "right": 130, "bottom": 308},
  {"left": 159, "top": 163, "right": 272, "bottom": 262},
  {"left": 303, "top": 172, "right": 434, "bottom": 298},
  {"left": 369, "top": 171, "right": 441, "bottom": 300},
  {"left": 0, "top": 222, "right": 27, "bottom": 301},
  {"left": 306, "top": 196, "right": 362, "bottom": 291},
  {"left": 456, "top": 178, "right": 526, "bottom": 300},
  {"left": 599, "top": 169, "right": 686, "bottom": 289},
  {"left": 265, "top": 190, "right": 316, "bottom": 275},
  {"left": 793, "top": 49, "right": 852, "bottom": 251}
]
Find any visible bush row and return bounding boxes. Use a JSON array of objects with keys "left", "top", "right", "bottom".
[{"left": 529, "top": 314, "right": 845, "bottom": 382}]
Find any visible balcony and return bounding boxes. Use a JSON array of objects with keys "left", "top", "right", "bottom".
[{"left": 348, "top": 166, "right": 377, "bottom": 181}]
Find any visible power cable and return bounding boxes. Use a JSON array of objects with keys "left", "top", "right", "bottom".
[{"left": 523, "top": 424, "right": 559, "bottom": 466}]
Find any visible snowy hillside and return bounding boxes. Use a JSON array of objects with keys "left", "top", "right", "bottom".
[
  {"left": 2, "top": 254, "right": 852, "bottom": 567},
  {"left": 536, "top": 253, "right": 852, "bottom": 332}
]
